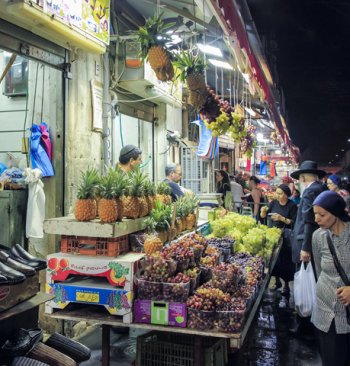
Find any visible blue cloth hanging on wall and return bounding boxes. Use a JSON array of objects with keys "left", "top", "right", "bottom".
[
  {"left": 259, "top": 160, "right": 267, "bottom": 175},
  {"left": 192, "top": 117, "right": 218, "bottom": 160},
  {"left": 30, "top": 124, "right": 54, "bottom": 177}
]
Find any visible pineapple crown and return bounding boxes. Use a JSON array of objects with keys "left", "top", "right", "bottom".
[
  {"left": 135, "top": 13, "right": 175, "bottom": 60},
  {"left": 149, "top": 200, "right": 171, "bottom": 231},
  {"left": 173, "top": 49, "right": 207, "bottom": 82},
  {"left": 77, "top": 168, "right": 99, "bottom": 200},
  {"left": 113, "top": 168, "right": 128, "bottom": 198},
  {"left": 125, "top": 169, "right": 146, "bottom": 197},
  {"left": 157, "top": 181, "right": 172, "bottom": 196},
  {"left": 97, "top": 168, "right": 116, "bottom": 199}
]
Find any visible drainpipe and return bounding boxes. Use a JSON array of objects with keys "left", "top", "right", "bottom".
[
  {"left": 102, "top": 51, "right": 110, "bottom": 167},
  {"left": 109, "top": 90, "right": 118, "bottom": 167}
]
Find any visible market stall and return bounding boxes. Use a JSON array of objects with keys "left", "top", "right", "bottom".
[{"left": 42, "top": 209, "right": 282, "bottom": 366}]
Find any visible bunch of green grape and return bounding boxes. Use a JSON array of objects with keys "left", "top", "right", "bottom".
[{"left": 204, "top": 110, "right": 230, "bottom": 137}]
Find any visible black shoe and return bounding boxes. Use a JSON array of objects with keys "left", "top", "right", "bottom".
[
  {"left": 45, "top": 333, "right": 91, "bottom": 363},
  {"left": 281, "top": 286, "right": 290, "bottom": 296},
  {"left": 0, "top": 250, "right": 36, "bottom": 277},
  {"left": 10, "top": 245, "right": 46, "bottom": 271},
  {"left": 1, "top": 328, "right": 43, "bottom": 357},
  {"left": 0, "top": 261, "right": 26, "bottom": 284}
]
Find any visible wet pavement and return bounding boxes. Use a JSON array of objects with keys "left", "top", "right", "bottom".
[{"left": 78, "top": 281, "right": 322, "bottom": 366}]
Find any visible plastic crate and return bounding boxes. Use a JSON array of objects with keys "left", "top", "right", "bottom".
[
  {"left": 136, "top": 331, "right": 227, "bottom": 366},
  {"left": 60, "top": 235, "right": 129, "bottom": 256}
]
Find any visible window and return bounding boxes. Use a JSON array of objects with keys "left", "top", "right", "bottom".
[{"left": 3, "top": 53, "right": 28, "bottom": 96}]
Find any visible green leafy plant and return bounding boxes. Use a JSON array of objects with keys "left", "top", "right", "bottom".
[{"left": 172, "top": 49, "right": 207, "bottom": 82}]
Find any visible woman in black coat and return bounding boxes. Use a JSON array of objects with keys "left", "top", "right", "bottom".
[{"left": 261, "top": 184, "right": 298, "bottom": 294}]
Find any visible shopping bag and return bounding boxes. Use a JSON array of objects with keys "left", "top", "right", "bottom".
[{"left": 293, "top": 262, "right": 316, "bottom": 317}]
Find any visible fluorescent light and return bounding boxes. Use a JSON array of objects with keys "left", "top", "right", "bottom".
[
  {"left": 208, "top": 59, "right": 233, "bottom": 70},
  {"left": 244, "top": 107, "right": 256, "bottom": 117},
  {"left": 275, "top": 150, "right": 282, "bottom": 154},
  {"left": 197, "top": 43, "right": 223, "bottom": 57},
  {"left": 242, "top": 73, "right": 250, "bottom": 83},
  {"left": 257, "top": 133, "right": 264, "bottom": 142}
]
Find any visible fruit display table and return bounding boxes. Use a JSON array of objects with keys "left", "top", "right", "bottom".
[{"left": 48, "top": 239, "right": 282, "bottom": 366}]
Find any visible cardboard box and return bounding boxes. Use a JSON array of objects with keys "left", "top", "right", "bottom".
[
  {"left": 134, "top": 299, "right": 187, "bottom": 328},
  {"left": 46, "top": 252, "right": 144, "bottom": 290},
  {"left": 45, "top": 277, "right": 133, "bottom": 320}
]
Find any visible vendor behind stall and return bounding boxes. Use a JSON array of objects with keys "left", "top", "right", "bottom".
[
  {"left": 117, "top": 145, "right": 142, "bottom": 173},
  {"left": 164, "top": 163, "right": 184, "bottom": 202}
]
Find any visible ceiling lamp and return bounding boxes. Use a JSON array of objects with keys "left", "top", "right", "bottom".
[
  {"left": 208, "top": 59, "right": 233, "bottom": 70},
  {"left": 244, "top": 107, "right": 256, "bottom": 117},
  {"left": 197, "top": 43, "right": 223, "bottom": 57}
]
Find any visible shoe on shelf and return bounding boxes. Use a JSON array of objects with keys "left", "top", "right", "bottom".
[
  {"left": 10, "top": 245, "right": 46, "bottom": 271},
  {"left": 0, "top": 261, "right": 26, "bottom": 285},
  {"left": 1, "top": 328, "right": 43, "bottom": 357},
  {"left": 28, "top": 343, "right": 76, "bottom": 366},
  {"left": 45, "top": 332, "right": 91, "bottom": 363},
  {"left": 12, "top": 356, "right": 50, "bottom": 366},
  {"left": 0, "top": 251, "right": 36, "bottom": 277}
]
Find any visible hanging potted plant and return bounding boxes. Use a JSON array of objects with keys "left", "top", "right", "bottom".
[
  {"left": 135, "top": 13, "right": 175, "bottom": 82},
  {"left": 173, "top": 50, "right": 208, "bottom": 110}
]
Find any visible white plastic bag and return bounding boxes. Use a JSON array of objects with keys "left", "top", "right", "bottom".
[
  {"left": 24, "top": 168, "right": 45, "bottom": 238},
  {"left": 294, "top": 262, "right": 316, "bottom": 317}
]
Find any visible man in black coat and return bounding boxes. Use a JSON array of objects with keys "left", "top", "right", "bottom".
[
  {"left": 289, "top": 160, "right": 326, "bottom": 337},
  {"left": 290, "top": 161, "right": 326, "bottom": 264}
]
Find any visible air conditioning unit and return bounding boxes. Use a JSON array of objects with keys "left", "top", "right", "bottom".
[{"left": 118, "top": 41, "right": 182, "bottom": 108}]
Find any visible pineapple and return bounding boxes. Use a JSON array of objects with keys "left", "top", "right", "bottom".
[
  {"left": 143, "top": 233, "right": 163, "bottom": 255},
  {"left": 173, "top": 50, "right": 207, "bottom": 91},
  {"left": 147, "top": 200, "right": 171, "bottom": 244},
  {"left": 74, "top": 168, "right": 99, "bottom": 221},
  {"left": 144, "top": 180, "right": 156, "bottom": 214},
  {"left": 156, "top": 182, "right": 172, "bottom": 205},
  {"left": 97, "top": 169, "right": 118, "bottom": 223},
  {"left": 114, "top": 168, "right": 128, "bottom": 221},
  {"left": 121, "top": 169, "right": 146, "bottom": 219},
  {"left": 185, "top": 194, "right": 199, "bottom": 229},
  {"left": 135, "top": 13, "right": 175, "bottom": 81}
]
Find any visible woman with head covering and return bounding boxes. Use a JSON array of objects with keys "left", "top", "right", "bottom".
[
  {"left": 261, "top": 184, "right": 298, "bottom": 294},
  {"left": 312, "top": 191, "right": 350, "bottom": 365},
  {"left": 327, "top": 174, "right": 350, "bottom": 211},
  {"left": 282, "top": 175, "right": 296, "bottom": 195}
]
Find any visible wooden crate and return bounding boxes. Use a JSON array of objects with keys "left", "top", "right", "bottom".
[{"left": 61, "top": 235, "right": 129, "bottom": 256}]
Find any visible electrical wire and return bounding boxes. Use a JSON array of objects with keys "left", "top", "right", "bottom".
[{"left": 40, "top": 64, "right": 45, "bottom": 122}]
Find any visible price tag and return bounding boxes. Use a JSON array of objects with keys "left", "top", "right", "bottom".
[{"left": 76, "top": 292, "right": 100, "bottom": 303}]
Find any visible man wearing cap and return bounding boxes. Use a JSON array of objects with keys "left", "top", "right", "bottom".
[
  {"left": 117, "top": 145, "right": 142, "bottom": 173},
  {"left": 289, "top": 160, "right": 326, "bottom": 337}
]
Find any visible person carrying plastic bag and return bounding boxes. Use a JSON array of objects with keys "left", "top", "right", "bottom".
[{"left": 294, "top": 262, "right": 316, "bottom": 317}]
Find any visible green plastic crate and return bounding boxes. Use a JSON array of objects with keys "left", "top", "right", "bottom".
[{"left": 136, "top": 331, "right": 228, "bottom": 366}]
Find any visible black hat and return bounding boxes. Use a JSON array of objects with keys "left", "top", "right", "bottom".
[{"left": 290, "top": 160, "right": 326, "bottom": 179}]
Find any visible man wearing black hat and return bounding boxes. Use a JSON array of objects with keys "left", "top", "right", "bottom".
[
  {"left": 289, "top": 160, "right": 326, "bottom": 337},
  {"left": 117, "top": 145, "right": 142, "bottom": 173},
  {"left": 290, "top": 160, "right": 326, "bottom": 264}
]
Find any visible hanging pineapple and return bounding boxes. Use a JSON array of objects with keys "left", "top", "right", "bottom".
[
  {"left": 121, "top": 169, "right": 146, "bottom": 219},
  {"left": 74, "top": 168, "right": 99, "bottom": 221},
  {"left": 135, "top": 13, "right": 175, "bottom": 82},
  {"left": 173, "top": 50, "right": 208, "bottom": 110},
  {"left": 156, "top": 182, "right": 172, "bottom": 205},
  {"left": 97, "top": 168, "right": 119, "bottom": 223}
]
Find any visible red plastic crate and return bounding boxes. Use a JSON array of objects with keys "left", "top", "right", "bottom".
[{"left": 61, "top": 235, "right": 129, "bottom": 256}]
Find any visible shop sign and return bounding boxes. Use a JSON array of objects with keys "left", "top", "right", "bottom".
[{"left": 42, "top": 0, "right": 110, "bottom": 45}]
